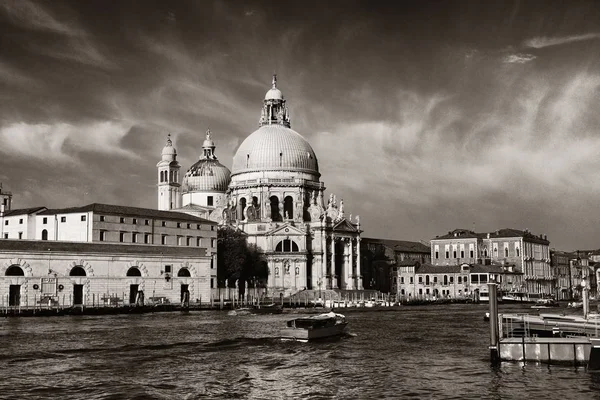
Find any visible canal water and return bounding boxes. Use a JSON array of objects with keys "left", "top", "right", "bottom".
[{"left": 1, "top": 303, "right": 599, "bottom": 399}]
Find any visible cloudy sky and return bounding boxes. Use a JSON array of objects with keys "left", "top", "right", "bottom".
[{"left": 1, "top": 0, "right": 599, "bottom": 250}]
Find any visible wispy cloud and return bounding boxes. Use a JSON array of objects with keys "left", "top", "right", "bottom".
[
  {"left": 0, "top": 121, "right": 137, "bottom": 163},
  {"left": 524, "top": 33, "right": 600, "bottom": 49},
  {"left": 312, "top": 71, "right": 600, "bottom": 215},
  {"left": 0, "top": 0, "right": 115, "bottom": 69},
  {"left": 0, "top": 0, "right": 78, "bottom": 35},
  {"left": 503, "top": 53, "right": 536, "bottom": 64}
]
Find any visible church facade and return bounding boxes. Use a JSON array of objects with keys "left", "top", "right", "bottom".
[{"left": 159, "top": 76, "right": 363, "bottom": 295}]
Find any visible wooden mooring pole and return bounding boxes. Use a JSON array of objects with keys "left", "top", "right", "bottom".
[{"left": 488, "top": 282, "right": 500, "bottom": 365}]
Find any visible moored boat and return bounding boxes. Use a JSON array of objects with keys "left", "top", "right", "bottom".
[
  {"left": 230, "top": 303, "right": 283, "bottom": 315},
  {"left": 280, "top": 312, "right": 348, "bottom": 342},
  {"left": 531, "top": 298, "right": 559, "bottom": 309}
]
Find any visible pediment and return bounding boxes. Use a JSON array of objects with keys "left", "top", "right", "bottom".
[
  {"left": 266, "top": 223, "right": 306, "bottom": 236},
  {"left": 333, "top": 218, "right": 358, "bottom": 233}
]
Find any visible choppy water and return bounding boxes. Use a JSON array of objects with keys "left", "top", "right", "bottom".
[{"left": 1, "top": 304, "right": 600, "bottom": 399}]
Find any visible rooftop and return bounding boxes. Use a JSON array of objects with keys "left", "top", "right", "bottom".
[
  {"left": 362, "top": 237, "right": 430, "bottom": 253},
  {"left": 3, "top": 207, "right": 47, "bottom": 217},
  {"left": 0, "top": 239, "right": 208, "bottom": 256},
  {"left": 37, "top": 203, "right": 217, "bottom": 224}
]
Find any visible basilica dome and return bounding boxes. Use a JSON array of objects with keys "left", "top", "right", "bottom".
[
  {"left": 182, "top": 159, "right": 231, "bottom": 192},
  {"left": 231, "top": 124, "right": 319, "bottom": 176},
  {"left": 231, "top": 75, "right": 319, "bottom": 177},
  {"left": 182, "top": 129, "right": 231, "bottom": 193}
]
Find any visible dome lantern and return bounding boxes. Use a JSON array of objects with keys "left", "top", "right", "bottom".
[
  {"left": 202, "top": 128, "right": 216, "bottom": 159},
  {"left": 259, "top": 74, "right": 291, "bottom": 128}
]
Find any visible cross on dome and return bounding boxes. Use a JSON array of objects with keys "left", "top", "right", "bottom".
[{"left": 165, "top": 133, "right": 172, "bottom": 147}]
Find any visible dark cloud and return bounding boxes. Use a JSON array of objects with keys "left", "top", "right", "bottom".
[{"left": 1, "top": 0, "right": 600, "bottom": 250}]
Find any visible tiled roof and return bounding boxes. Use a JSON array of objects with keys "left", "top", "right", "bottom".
[
  {"left": 37, "top": 203, "right": 217, "bottom": 224},
  {"left": 416, "top": 264, "right": 462, "bottom": 274},
  {"left": 3, "top": 207, "right": 47, "bottom": 217},
  {"left": 432, "top": 229, "right": 482, "bottom": 240},
  {"left": 0, "top": 239, "right": 208, "bottom": 256},
  {"left": 470, "top": 264, "right": 504, "bottom": 274},
  {"left": 397, "top": 259, "right": 421, "bottom": 266},
  {"left": 362, "top": 237, "right": 430, "bottom": 253}
]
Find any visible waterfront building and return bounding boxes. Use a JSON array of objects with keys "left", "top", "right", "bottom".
[
  {"left": 0, "top": 240, "right": 212, "bottom": 308},
  {"left": 157, "top": 76, "right": 362, "bottom": 296},
  {"left": 430, "top": 228, "right": 552, "bottom": 296},
  {"left": 395, "top": 262, "right": 505, "bottom": 300},
  {"left": 360, "top": 237, "right": 430, "bottom": 293},
  {"left": 0, "top": 190, "right": 218, "bottom": 306}
]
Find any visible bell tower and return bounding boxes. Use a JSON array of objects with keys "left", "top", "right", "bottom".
[{"left": 157, "top": 134, "right": 181, "bottom": 211}]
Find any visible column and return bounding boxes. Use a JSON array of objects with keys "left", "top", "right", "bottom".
[
  {"left": 349, "top": 238, "right": 355, "bottom": 290},
  {"left": 331, "top": 235, "right": 337, "bottom": 289},
  {"left": 320, "top": 222, "right": 325, "bottom": 290},
  {"left": 357, "top": 237, "right": 363, "bottom": 289}
]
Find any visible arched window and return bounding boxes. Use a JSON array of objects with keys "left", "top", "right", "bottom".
[
  {"left": 5, "top": 265, "right": 24, "bottom": 276},
  {"left": 504, "top": 248, "right": 509, "bottom": 257},
  {"left": 425, "top": 275, "right": 430, "bottom": 285},
  {"left": 443, "top": 275, "right": 448, "bottom": 285},
  {"left": 275, "top": 239, "right": 299, "bottom": 252},
  {"left": 516, "top": 247, "right": 520, "bottom": 257},
  {"left": 69, "top": 266, "right": 86, "bottom": 276},
  {"left": 484, "top": 247, "right": 488, "bottom": 258},
  {"left": 126, "top": 267, "right": 141, "bottom": 277},
  {"left": 284, "top": 196, "right": 294, "bottom": 220},
  {"left": 270, "top": 196, "right": 281, "bottom": 222},
  {"left": 239, "top": 198, "right": 247, "bottom": 220},
  {"left": 178, "top": 268, "right": 191, "bottom": 277},
  {"left": 41, "top": 229, "right": 48, "bottom": 240},
  {"left": 252, "top": 196, "right": 260, "bottom": 219}
]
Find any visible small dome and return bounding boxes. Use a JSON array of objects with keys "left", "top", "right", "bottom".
[
  {"left": 183, "top": 159, "right": 231, "bottom": 193},
  {"left": 265, "top": 87, "right": 283, "bottom": 101},
  {"left": 161, "top": 134, "right": 177, "bottom": 161},
  {"left": 162, "top": 145, "right": 176, "bottom": 156},
  {"left": 231, "top": 124, "right": 319, "bottom": 176}
]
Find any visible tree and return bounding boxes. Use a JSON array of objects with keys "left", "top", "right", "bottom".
[{"left": 217, "top": 226, "right": 268, "bottom": 294}]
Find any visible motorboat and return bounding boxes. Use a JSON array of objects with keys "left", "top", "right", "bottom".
[
  {"left": 280, "top": 312, "right": 348, "bottom": 342},
  {"left": 531, "top": 298, "right": 559, "bottom": 309},
  {"left": 230, "top": 303, "right": 283, "bottom": 315},
  {"left": 501, "top": 292, "right": 534, "bottom": 304}
]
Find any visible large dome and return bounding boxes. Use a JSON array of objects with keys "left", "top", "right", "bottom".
[
  {"left": 231, "top": 124, "right": 319, "bottom": 176},
  {"left": 183, "top": 159, "right": 231, "bottom": 192}
]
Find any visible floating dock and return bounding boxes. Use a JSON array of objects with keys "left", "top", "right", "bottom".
[{"left": 487, "top": 282, "right": 600, "bottom": 368}]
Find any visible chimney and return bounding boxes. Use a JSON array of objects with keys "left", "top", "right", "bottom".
[
  {"left": 486, "top": 233, "right": 490, "bottom": 239},
  {"left": 0, "top": 204, "right": 4, "bottom": 217}
]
